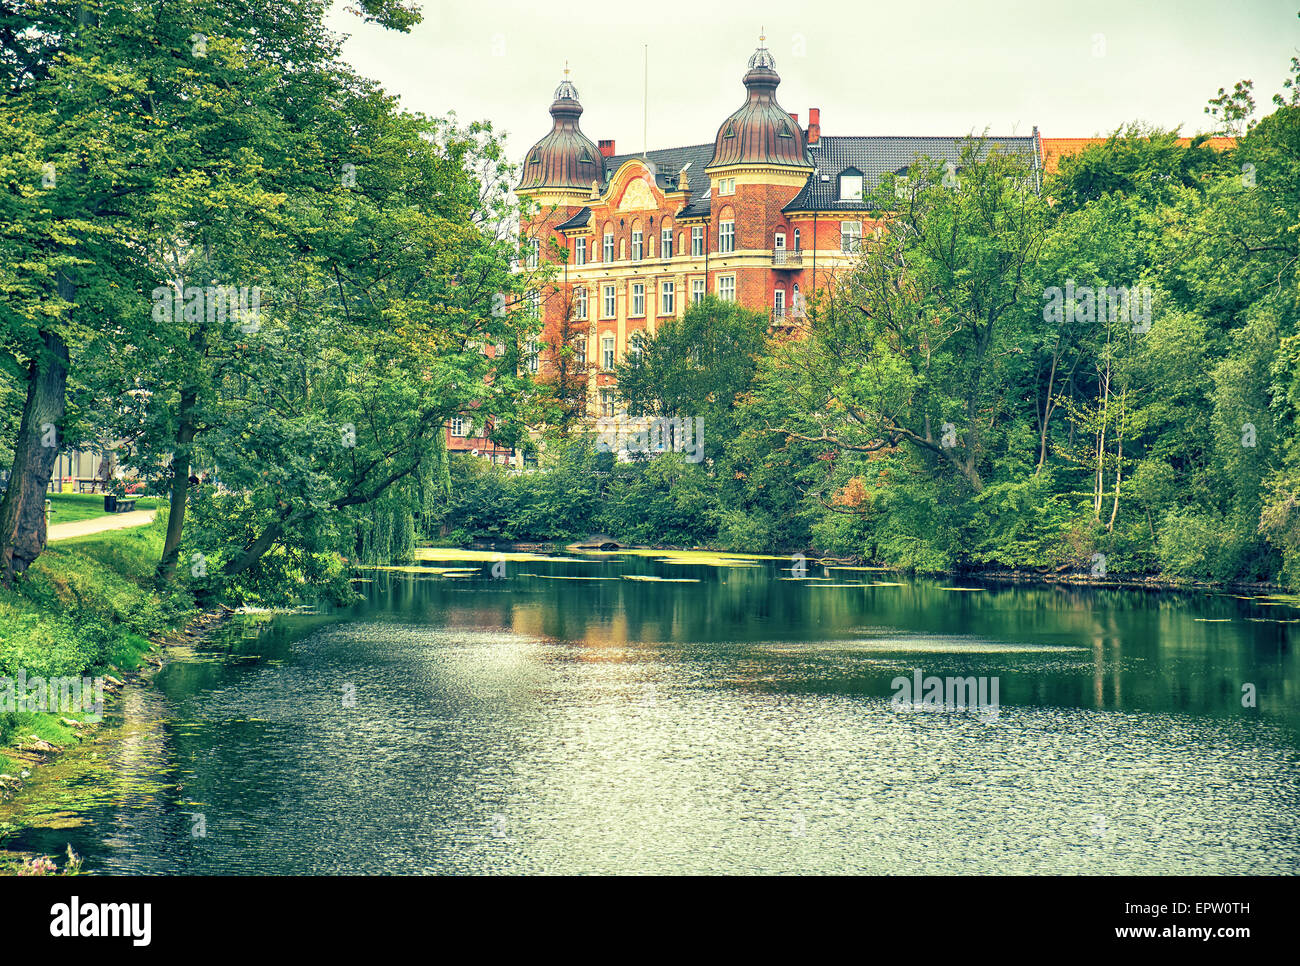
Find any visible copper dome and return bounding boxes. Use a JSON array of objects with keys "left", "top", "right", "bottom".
[
  {"left": 707, "top": 45, "right": 809, "bottom": 169},
  {"left": 518, "top": 76, "right": 602, "bottom": 191}
]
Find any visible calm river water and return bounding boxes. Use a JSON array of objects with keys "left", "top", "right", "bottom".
[{"left": 6, "top": 551, "right": 1299, "bottom": 874}]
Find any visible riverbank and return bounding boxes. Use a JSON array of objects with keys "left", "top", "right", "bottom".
[
  {"left": 950, "top": 568, "right": 1293, "bottom": 595},
  {"left": 546, "top": 536, "right": 1296, "bottom": 596},
  {"left": 0, "top": 514, "right": 249, "bottom": 873},
  {"left": 1, "top": 515, "right": 191, "bottom": 798}
]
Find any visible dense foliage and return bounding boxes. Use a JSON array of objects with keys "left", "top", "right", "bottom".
[
  {"left": 437, "top": 64, "right": 1300, "bottom": 585},
  {"left": 4, "top": 6, "right": 1299, "bottom": 595},
  {"left": 1, "top": 1, "right": 545, "bottom": 602}
]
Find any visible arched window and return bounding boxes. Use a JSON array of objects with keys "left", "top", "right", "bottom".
[
  {"left": 718, "top": 206, "right": 735, "bottom": 254},
  {"left": 792, "top": 283, "right": 802, "bottom": 316},
  {"left": 793, "top": 228, "right": 801, "bottom": 251}
]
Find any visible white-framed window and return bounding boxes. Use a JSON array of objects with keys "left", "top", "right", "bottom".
[
  {"left": 450, "top": 417, "right": 466, "bottom": 437},
  {"left": 691, "top": 225, "right": 704, "bottom": 256},
  {"left": 692, "top": 277, "right": 706, "bottom": 304},
  {"left": 574, "top": 285, "right": 587, "bottom": 320},
  {"left": 629, "top": 334, "right": 644, "bottom": 365},
  {"left": 774, "top": 288, "right": 786, "bottom": 318},
  {"left": 603, "top": 228, "right": 614, "bottom": 262},
  {"left": 718, "top": 177, "right": 736, "bottom": 195},
  {"left": 574, "top": 338, "right": 587, "bottom": 366},
  {"left": 526, "top": 288, "right": 541, "bottom": 318},
  {"left": 774, "top": 230, "right": 786, "bottom": 251},
  {"left": 631, "top": 228, "right": 643, "bottom": 261},
  {"left": 661, "top": 227, "right": 673, "bottom": 258},
  {"left": 719, "top": 220, "right": 735, "bottom": 253},
  {"left": 631, "top": 282, "right": 645, "bottom": 317},
  {"left": 525, "top": 238, "right": 540, "bottom": 269},
  {"left": 600, "top": 388, "right": 615, "bottom": 417},
  {"left": 525, "top": 338, "right": 540, "bottom": 373},
  {"left": 793, "top": 227, "right": 801, "bottom": 251},
  {"left": 602, "top": 284, "right": 616, "bottom": 319},
  {"left": 602, "top": 335, "right": 616, "bottom": 371},
  {"left": 839, "top": 171, "right": 864, "bottom": 201},
  {"left": 717, "top": 275, "right": 736, "bottom": 302},
  {"left": 575, "top": 237, "right": 587, "bottom": 265},
  {"left": 841, "top": 220, "right": 862, "bottom": 253},
  {"left": 660, "top": 281, "right": 675, "bottom": 315},
  {"left": 792, "top": 283, "right": 802, "bottom": 315},
  {"left": 494, "top": 342, "right": 505, "bottom": 356}
]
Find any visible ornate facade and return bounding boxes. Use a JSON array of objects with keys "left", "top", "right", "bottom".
[{"left": 448, "top": 38, "right": 1045, "bottom": 459}]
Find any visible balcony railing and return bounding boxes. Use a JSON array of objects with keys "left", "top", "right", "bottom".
[
  {"left": 772, "top": 248, "right": 803, "bottom": 267},
  {"left": 770, "top": 307, "right": 807, "bottom": 324}
]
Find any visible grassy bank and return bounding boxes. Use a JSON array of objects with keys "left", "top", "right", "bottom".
[{"left": 0, "top": 511, "right": 192, "bottom": 775}]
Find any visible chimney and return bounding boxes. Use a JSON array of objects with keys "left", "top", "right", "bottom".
[
  {"left": 598, "top": 139, "right": 617, "bottom": 158},
  {"left": 791, "top": 113, "right": 799, "bottom": 126},
  {"left": 807, "top": 108, "right": 820, "bottom": 145}
]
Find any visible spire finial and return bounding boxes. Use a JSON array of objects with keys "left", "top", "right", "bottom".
[
  {"left": 747, "top": 30, "right": 777, "bottom": 72},
  {"left": 553, "top": 63, "right": 579, "bottom": 104}
]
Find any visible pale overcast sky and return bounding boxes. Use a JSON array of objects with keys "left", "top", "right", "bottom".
[{"left": 325, "top": 0, "right": 1299, "bottom": 161}]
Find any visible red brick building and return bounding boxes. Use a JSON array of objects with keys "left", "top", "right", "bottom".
[
  {"left": 449, "top": 38, "right": 1044, "bottom": 459},
  {"left": 508, "top": 39, "right": 1042, "bottom": 427}
]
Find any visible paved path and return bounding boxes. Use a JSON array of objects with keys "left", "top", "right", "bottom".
[{"left": 48, "top": 509, "right": 157, "bottom": 542}]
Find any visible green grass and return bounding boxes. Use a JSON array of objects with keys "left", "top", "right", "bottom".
[
  {"left": 0, "top": 511, "right": 193, "bottom": 753},
  {"left": 0, "top": 713, "right": 85, "bottom": 774},
  {"left": 44, "top": 492, "right": 160, "bottom": 526}
]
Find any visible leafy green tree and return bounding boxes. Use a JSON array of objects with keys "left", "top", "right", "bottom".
[
  {"left": 614, "top": 297, "right": 769, "bottom": 439},
  {"left": 760, "top": 142, "right": 1049, "bottom": 498}
]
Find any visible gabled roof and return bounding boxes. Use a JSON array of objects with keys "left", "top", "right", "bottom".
[
  {"left": 601, "top": 143, "right": 714, "bottom": 218},
  {"left": 783, "top": 135, "right": 1041, "bottom": 211}
]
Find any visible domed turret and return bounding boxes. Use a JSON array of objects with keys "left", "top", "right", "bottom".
[
  {"left": 707, "top": 38, "right": 809, "bottom": 169},
  {"left": 518, "top": 69, "right": 602, "bottom": 192}
]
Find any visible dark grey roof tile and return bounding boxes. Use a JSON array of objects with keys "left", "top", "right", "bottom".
[
  {"left": 602, "top": 143, "right": 714, "bottom": 211},
  {"left": 555, "top": 206, "right": 592, "bottom": 230},
  {"left": 785, "top": 135, "right": 1041, "bottom": 211}
]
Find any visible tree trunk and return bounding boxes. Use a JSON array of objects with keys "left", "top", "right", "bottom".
[
  {"left": 1107, "top": 391, "right": 1126, "bottom": 533},
  {"left": 1036, "top": 342, "right": 1061, "bottom": 476},
  {"left": 0, "top": 328, "right": 70, "bottom": 584},
  {"left": 155, "top": 390, "right": 197, "bottom": 582},
  {"left": 1094, "top": 361, "right": 1110, "bottom": 520},
  {"left": 224, "top": 513, "right": 294, "bottom": 577}
]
